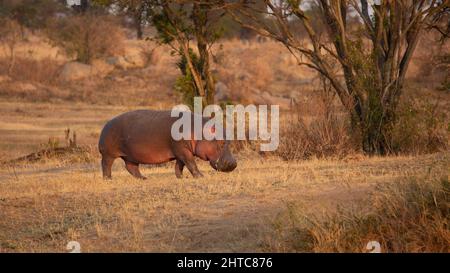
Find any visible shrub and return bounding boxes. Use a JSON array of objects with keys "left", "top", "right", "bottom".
[
  {"left": 276, "top": 81, "right": 354, "bottom": 160},
  {"left": 46, "top": 14, "right": 124, "bottom": 64},
  {"left": 276, "top": 85, "right": 447, "bottom": 160},
  {"left": 0, "top": 18, "right": 22, "bottom": 74},
  {"left": 389, "top": 98, "right": 448, "bottom": 154},
  {"left": 277, "top": 112, "right": 352, "bottom": 160}
]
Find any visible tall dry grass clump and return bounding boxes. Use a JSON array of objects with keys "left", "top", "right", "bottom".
[
  {"left": 270, "top": 175, "right": 450, "bottom": 253},
  {"left": 277, "top": 112, "right": 352, "bottom": 160},
  {"left": 0, "top": 57, "right": 61, "bottom": 85},
  {"left": 277, "top": 80, "right": 353, "bottom": 160}
]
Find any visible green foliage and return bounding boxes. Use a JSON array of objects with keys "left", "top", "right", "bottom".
[
  {"left": 147, "top": 2, "right": 222, "bottom": 105},
  {"left": 174, "top": 49, "right": 203, "bottom": 108},
  {"left": 149, "top": 3, "right": 195, "bottom": 44},
  {"left": 214, "top": 14, "right": 241, "bottom": 38},
  {"left": 151, "top": 13, "right": 178, "bottom": 44}
]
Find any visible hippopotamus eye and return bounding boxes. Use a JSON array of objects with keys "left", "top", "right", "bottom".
[{"left": 203, "top": 125, "right": 216, "bottom": 140}]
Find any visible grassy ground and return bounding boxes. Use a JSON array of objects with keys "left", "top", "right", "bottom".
[
  {"left": 0, "top": 100, "right": 447, "bottom": 252},
  {"left": 1, "top": 152, "right": 447, "bottom": 252}
]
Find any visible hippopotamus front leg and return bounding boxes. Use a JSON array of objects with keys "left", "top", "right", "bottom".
[
  {"left": 185, "top": 159, "right": 203, "bottom": 178},
  {"left": 176, "top": 152, "right": 203, "bottom": 178}
]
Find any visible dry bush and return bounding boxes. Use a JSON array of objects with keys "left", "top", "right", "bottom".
[
  {"left": 277, "top": 113, "right": 352, "bottom": 160},
  {"left": 276, "top": 93, "right": 448, "bottom": 159},
  {"left": 0, "top": 57, "right": 61, "bottom": 85},
  {"left": 389, "top": 97, "right": 448, "bottom": 154},
  {"left": 276, "top": 80, "right": 353, "bottom": 160},
  {"left": 270, "top": 175, "right": 449, "bottom": 253},
  {"left": 0, "top": 18, "right": 22, "bottom": 75},
  {"left": 46, "top": 14, "right": 124, "bottom": 64}
]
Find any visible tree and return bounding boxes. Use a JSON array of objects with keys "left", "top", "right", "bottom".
[
  {"left": 227, "top": 0, "right": 449, "bottom": 155},
  {"left": 148, "top": 0, "right": 223, "bottom": 106},
  {"left": 0, "top": 0, "right": 67, "bottom": 36},
  {"left": 0, "top": 18, "right": 22, "bottom": 75},
  {"left": 93, "top": 0, "right": 147, "bottom": 39},
  {"left": 71, "top": 0, "right": 91, "bottom": 13},
  {"left": 428, "top": 3, "right": 450, "bottom": 42},
  {"left": 46, "top": 13, "right": 124, "bottom": 64}
]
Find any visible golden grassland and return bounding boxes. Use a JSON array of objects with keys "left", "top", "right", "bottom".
[
  {"left": 0, "top": 100, "right": 448, "bottom": 253},
  {"left": 0, "top": 150, "right": 447, "bottom": 252}
]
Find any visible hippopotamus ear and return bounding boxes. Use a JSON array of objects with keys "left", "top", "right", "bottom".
[{"left": 203, "top": 124, "right": 216, "bottom": 140}]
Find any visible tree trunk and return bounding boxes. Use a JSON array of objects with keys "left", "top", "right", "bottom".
[
  {"left": 197, "top": 40, "right": 215, "bottom": 105},
  {"left": 80, "top": 0, "right": 89, "bottom": 13},
  {"left": 360, "top": 120, "right": 390, "bottom": 155},
  {"left": 135, "top": 5, "right": 144, "bottom": 40},
  {"left": 193, "top": 3, "right": 215, "bottom": 105},
  {"left": 135, "top": 19, "right": 143, "bottom": 40},
  {"left": 7, "top": 44, "right": 15, "bottom": 75},
  {"left": 355, "top": 87, "right": 398, "bottom": 155},
  {"left": 179, "top": 42, "right": 206, "bottom": 100}
]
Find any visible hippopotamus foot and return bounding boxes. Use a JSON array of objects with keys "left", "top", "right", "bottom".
[
  {"left": 176, "top": 159, "right": 203, "bottom": 178},
  {"left": 123, "top": 158, "right": 147, "bottom": 180}
]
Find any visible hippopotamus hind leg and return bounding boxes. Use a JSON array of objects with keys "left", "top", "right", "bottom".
[
  {"left": 101, "top": 156, "right": 116, "bottom": 180},
  {"left": 122, "top": 158, "right": 147, "bottom": 180},
  {"left": 175, "top": 159, "right": 185, "bottom": 178}
]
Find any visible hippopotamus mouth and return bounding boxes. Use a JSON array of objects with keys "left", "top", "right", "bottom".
[
  {"left": 210, "top": 158, "right": 237, "bottom": 172},
  {"left": 209, "top": 152, "right": 237, "bottom": 173}
]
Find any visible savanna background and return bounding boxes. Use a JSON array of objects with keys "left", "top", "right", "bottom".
[{"left": 0, "top": 0, "right": 448, "bottom": 253}]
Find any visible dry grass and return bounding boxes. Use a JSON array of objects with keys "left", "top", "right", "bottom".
[
  {"left": 0, "top": 100, "right": 130, "bottom": 160},
  {"left": 267, "top": 173, "right": 449, "bottom": 253},
  {"left": 276, "top": 82, "right": 353, "bottom": 160},
  {"left": 0, "top": 57, "right": 61, "bottom": 85},
  {"left": 0, "top": 151, "right": 447, "bottom": 252}
]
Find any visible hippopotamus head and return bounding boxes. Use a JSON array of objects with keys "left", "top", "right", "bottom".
[{"left": 195, "top": 139, "right": 237, "bottom": 172}]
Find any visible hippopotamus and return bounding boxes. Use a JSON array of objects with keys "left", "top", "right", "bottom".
[{"left": 98, "top": 110, "right": 237, "bottom": 179}]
